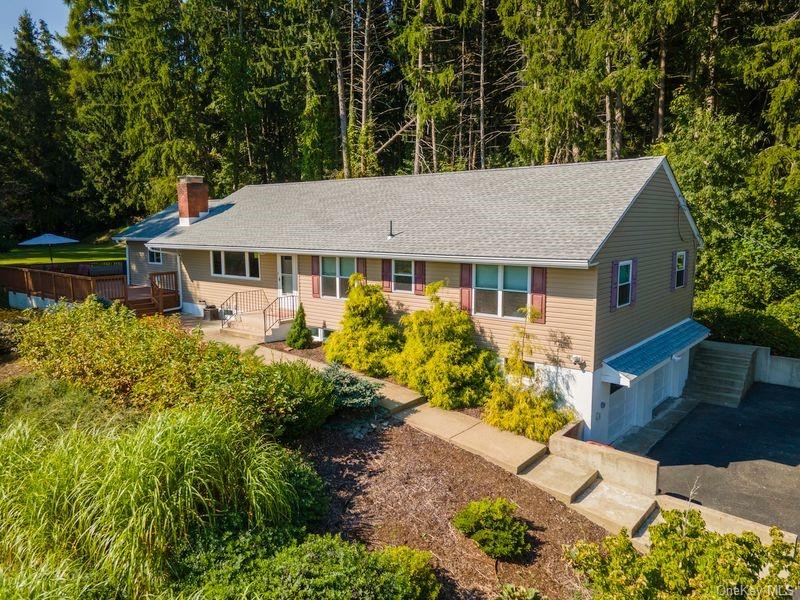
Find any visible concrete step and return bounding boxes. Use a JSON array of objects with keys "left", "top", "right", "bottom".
[
  {"left": 519, "top": 455, "right": 599, "bottom": 503},
  {"left": 685, "top": 378, "right": 745, "bottom": 395},
  {"left": 685, "top": 388, "right": 742, "bottom": 408},
  {"left": 218, "top": 326, "right": 265, "bottom": 344},
  {"left": 630, "top": 506, "right": 664, "bottom": 553},
  {"left": 451, "top": 422, "right": 547, "bottom": 474},
  {"left": 570, "top": 480, "right": 658, "bottom": 535},
  {"left": 692, "top": 356, "right": 752, "bottom": 371},
  {"left": 689, "top": 372, "right": 747, "bottom": 389}
]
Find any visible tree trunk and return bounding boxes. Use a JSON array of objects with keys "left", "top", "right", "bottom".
[
  {"left": 349, "top": 0, "right": 355, "bottom": 110},
  {"left": 478, "top": 0, "right": 486, "bottom": 169},
  {"left": 655, "top": 29, "right": 666, "bottom": 141},
  {"left": 605, "top": 54, "right": 613, "bottom": 160},
  {"left": 613, "top": 89, "right": 623, "bottom": 159},
  {"left": 360, "top": 0, "right": 371, "bottom": 174},
  {"left": 335, "top": 41, "right": 350, "bottom": 178},
  {"left": 706, "top": 0, "right": 720, "bottom": 111},
  {"left": 431, "top": 118, "right": 438, "bottom": 171},
  {"left": 413, "top": 46, "right": 423, "bottom": 175}
]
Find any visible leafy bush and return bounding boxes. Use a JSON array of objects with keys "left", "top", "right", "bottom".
[
  {"left": 189, "top": 533, "right": 441, "bottom": 599},
  {"left": 258, "top": 361, "right": 335, "bottom": 437},
  {"left": 286, "top": 302, "right": 313, "bottom": 349},
  {"left": 484, "top": 310, "right": 572, "bottom": 442},
  {"left": 325, "top": 273, "right": 401, "bottom": 377},
  {"left": 694, "top": 291, "right": 800, "bottom": 357},
  {"left": 282, "top": 447, "right": 329, "bottom": 523},
  {"left": 17, "top": 299, "right": 336, "bottom": 437},
  {"left": 766, "top": 290, "right": 800, "bottom": 339},
  {"left": 386, "top": 283, "right": 499, "bottom": 409},
  {"left": 452, "top": 498, "right": 530, "bottom": 560},
  {"left": 322, "top": 362, "right": 386, "bottom": 411},
  {"left": 568, "top": 509, "right": 800, "bottom": 599},
  {"left": 497, "top": 584, "right": 546, "bottom": 599},
  {"left": 0, "top": 406, "right": 304, "bottom": 597},
  {"left": 0, "top": 308, "right": 26, "bottom": 355}
]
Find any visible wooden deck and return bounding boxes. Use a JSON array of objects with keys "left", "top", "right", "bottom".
[{"left": 0, "top": 262, "right": 179, "bottom": 315}]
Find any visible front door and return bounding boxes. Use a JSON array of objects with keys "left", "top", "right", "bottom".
[{"left": 278, "top": 255, "right": 297, "bottom": 296}]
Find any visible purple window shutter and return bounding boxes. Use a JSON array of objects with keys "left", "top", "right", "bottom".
[
  {"left": 381, "top": 259, "right": 392, "bottom": 292},
  {"left": 460, "top": 264, "right": 472, "bottom": 311},
  {"left": 356, "top": 257, "right": 367, "bottom": 279},
  {"left": 685, "top": 252, "right": 691, "bottom": 289},
  {"left": 631, "top": 258, "right": 639, "bottom": 305},
  {"left": 530, "top": 267, "right": 547, "bottom": 324},
  {"left": 311, "top": 256, "right": 320, "bottom": 298},
  {"left": 414, "top": 261, "right": 426, "bottom": 295},
  {"left": 670, "top": 250, "right": 677, "bottom": 291},
  {"left": 610, "top": 260, "right": 619, "bottom": 312}
]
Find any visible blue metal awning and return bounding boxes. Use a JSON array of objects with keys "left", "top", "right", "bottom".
[{"left": 603, "top": 319, "right": 709, "bottom": 384}]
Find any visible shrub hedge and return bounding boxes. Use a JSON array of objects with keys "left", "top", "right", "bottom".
[
  {"left": 325, "top": 274, "right": 401, "bottom": 377},
  {"left": 0, "top": 308, "right": 26, "bottom": 355},
  {"left": 17, "top": 298, "right": 335, "bottom": 437},
  {"left": 452, "top": 498, "right": 530, "bottom": 560},
  {"left": 387, "top": 283, "right": 499, "bottom": 409}
]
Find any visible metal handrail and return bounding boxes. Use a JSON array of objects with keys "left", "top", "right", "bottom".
[
  {"left": 263, "top": 295, "right": 298, "bottom": 334},
  {"left": 219, "top": 289, "right": 270, "bottom": 330}
]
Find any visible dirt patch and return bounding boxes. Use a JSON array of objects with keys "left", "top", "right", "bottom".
[
  {"left": 297, "top": 419, "right": 604, "bottom": 599},
  {"left": 456, "top": 406, "right": 485, "bottom": 420},
  {"left": 0, "top": 355, "right": 27, "bottom": 382},
  {"left": 264, "top": 340, "right": 327, "bottom": 363}
]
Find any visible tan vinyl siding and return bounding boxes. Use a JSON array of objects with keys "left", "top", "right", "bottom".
[
  {"left": 297, "top": 256, "right": 597, "bottom": 370},
  {"left": 127, "top": 242, "right": 178, "bottom": 286},
  {"left": 593, "top": 166, "right": 698, "bottom": 369},
  {"left": 179, "top": 250, "right": 279, "bottom": 307}
]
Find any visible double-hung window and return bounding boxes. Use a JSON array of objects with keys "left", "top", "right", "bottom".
[
  {"left": 616, "top": 260, "right": 632, "bottom": 308},
  {"left": 321, "top": 257, "right": 355, "bottom": 298},
  {"left": 210, "top": 251, "right": 260, "bottom": 279},
  {"left": 675, "top": 251, "right": 686, "bottom": 288},
  {"left": 473, "top": 264, "right": 529, "bottom": 318},
  {"left": 392, "top": 260, "right": 413, "bottom": 292},
  {"left": 147, "top": 249, "right": 163, "bottom": 265}
]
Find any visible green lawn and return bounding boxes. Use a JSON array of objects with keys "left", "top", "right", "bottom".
[{"left": 0, "top": 242, "right": 125, "bottom": 266}]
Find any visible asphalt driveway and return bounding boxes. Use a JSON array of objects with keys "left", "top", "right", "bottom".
[{"left": 648, "top": 382, "right": 800, "bottom": 534}]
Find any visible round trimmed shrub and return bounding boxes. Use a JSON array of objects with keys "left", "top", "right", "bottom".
[{"left": 452, "top": 498, "right": 530, "bottom": 560}]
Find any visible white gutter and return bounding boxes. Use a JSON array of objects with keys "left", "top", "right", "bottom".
[{"left": 145, "top": 242, "right": 591, "bottom": 269}]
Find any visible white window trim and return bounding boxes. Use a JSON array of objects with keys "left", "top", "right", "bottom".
[
  {"left": 675, "top": 251, "right": 686, "bottom": 289},
  {"left": 616, "top": 259, "right": 633, "bottom": 308},
  {"left": 321, "top": 256, "right": 356, "bottom": 299},
  {"left": 472, "top": 264, "right": 530, "bottom": 320},
  {"left": 391, "top": 259, "right": 415, "bottom": 293},
  {"left": 147, "top": 248, "right": 163, "bottom": 265},
  {"left": 209, "top": 250, "right": 261, "bottom": 280},
  {"left": 277, "top": 254, "right": 298, "bottom": 296}
]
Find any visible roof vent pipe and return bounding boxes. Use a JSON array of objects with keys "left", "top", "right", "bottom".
[{"left": 387, "top": 220, "right": 395, "bottom": 240}]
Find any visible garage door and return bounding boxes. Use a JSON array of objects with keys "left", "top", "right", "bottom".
[{"left": 607, "top": 386, "right": 635, "bottom": 441}]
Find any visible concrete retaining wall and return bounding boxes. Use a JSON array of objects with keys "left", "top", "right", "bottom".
[
  {"left": 7, "top": 291, "right": 56, "bottom": 310},
  {"left": 549, "top": 421, "right": 659, "bottom": 496},
  {"left": 701, "top": 340, "right": 800, "bottom": 390},
  {"left": 657, "top": 494, "right": 797, "bottom": 546}
]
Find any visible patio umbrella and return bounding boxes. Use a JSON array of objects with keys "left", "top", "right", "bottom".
[{"left": 18, "top": 233, "right": 79, "bottom": 265}]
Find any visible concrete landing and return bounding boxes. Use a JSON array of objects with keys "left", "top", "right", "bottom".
[
  {"left": 400, "top": 404, "right": 480, "bottom": 439},
  {"left": 451, "top": 421, "right": 547, "bottom": 474},
  {"left": 353, "top": 372, "right": 425, "bottom": 414},
  {"left": 520, "top": 455, "right": 598, "bottom": 503},
  {"left": 614, "top": 396, "right": 700, "bottom": 455},
  {"left": 571, "top": 480, "right": 657, "bottom": 535}
]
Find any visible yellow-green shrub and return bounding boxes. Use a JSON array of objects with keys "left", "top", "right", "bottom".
[
  {"left": 386, "top": 283, "right": 499, "bottom": 409},
  {"left": 483, "top": 311, "right": 571, "bottom": 442},
  {"left": 324, "top": 274, "right": 401, "bottom": 377}
]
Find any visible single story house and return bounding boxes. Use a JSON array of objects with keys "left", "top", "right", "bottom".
[{"left": 114, "top": 157, "right": 709, "bottom": 443}]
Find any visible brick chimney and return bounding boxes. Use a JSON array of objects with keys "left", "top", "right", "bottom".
[{"left": 177, "top": 175, "right": 209, "bottom": 226}]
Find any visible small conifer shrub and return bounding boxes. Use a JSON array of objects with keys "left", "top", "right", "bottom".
[{"left": 285, "top": 303, "right": 313, "bottom": 349}]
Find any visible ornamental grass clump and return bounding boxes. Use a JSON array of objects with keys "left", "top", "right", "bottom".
[
  {"left": 0, "top": 407, "right": 305, "bottom": 597},
  {"left": 452, "top": 498, "right": 530, "bottom": 560},
  {"left": 325, "top": 273, "right": 401, "bottom": 377},
  {"left": 386, "top": 282, "right": 499, "bottom": 409},
  {"left": 483, "top": 309, "right": 571, "bottom": 442}
]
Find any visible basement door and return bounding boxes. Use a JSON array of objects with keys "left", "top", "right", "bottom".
[{"left": 607, "top": 385, "right": 635, "bottom": 442}]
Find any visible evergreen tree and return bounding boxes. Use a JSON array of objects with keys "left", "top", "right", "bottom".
[{"left": 286, "top": 302, "right": 313, "bottom": 349}]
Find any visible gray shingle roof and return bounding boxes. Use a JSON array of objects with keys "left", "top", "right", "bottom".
[
  {"left": 605, "top": 319, "right": 709, "bottom": 377},
  {"left": 147, "top": 156, "right": 670, "bottom": 266},
  {"left": 113, "top": 201, "right": 226, "bottom": 242}
]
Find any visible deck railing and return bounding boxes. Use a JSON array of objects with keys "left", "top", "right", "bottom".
[
  {"left": 149, "top": 271, "right": 180, "bottom": 312},
  {"left": 0, "top": 265, "right": 128, "bottom": 302}
]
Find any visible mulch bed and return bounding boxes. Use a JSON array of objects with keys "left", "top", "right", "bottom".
[
  {"left": 264, "top": 340, "right": 327, "bottom": 363},
  {"left": 297, "top": 418, "right": 605, "bottom": 599},
  {"left": 0, "top": 354, "right": 26, "bottom": 383}
]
